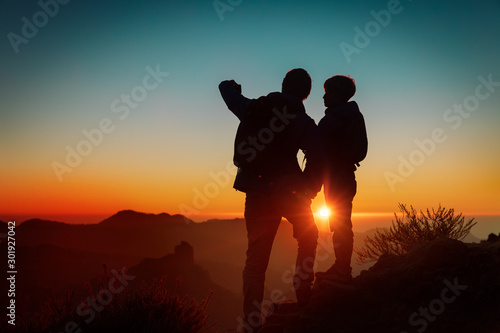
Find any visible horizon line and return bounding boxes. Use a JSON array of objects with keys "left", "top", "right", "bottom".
[{"left": 1, "top": 210, "right": 498, "bottom": 225}]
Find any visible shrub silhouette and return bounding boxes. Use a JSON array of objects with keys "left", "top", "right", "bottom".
[
  {"left": 85, "top": 276, "right": 214, "bottom": 333},
  {"left": 16, "top": 265, "right": 214, "bottom": 333},
  {"left": 355, "top": 203, "right": 476, "bottom": 263},
  {"left": 13, "top": 290, "right": 76, "bottom": 333}
]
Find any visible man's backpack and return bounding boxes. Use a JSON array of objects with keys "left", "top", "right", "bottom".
[{"left": 233, "top": 92, "right": 302, "bottom": 174}]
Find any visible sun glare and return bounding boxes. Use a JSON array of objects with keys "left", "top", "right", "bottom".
[{"left": 319, "top": 208, "right": 330, "bottom": 217}]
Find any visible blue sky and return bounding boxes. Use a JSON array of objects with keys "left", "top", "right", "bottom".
[{"left": 1, "top": 0, "right": 499, "bottom": 220}]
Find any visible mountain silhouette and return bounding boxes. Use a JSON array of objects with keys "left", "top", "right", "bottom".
[
  {"left": 125, "top": 241, "right": 241, "bottom": 331},
  {"left": 17, "top": 243, "right": 142, "bottom": 289},
  {"left": 16, "top": 211, "right": 192, "bottom": 258},
  {"left": 13, "top": 211, "right": 377, "bottom": 297},
  {"left": 0, "top": 242, "right": 143, "bottom": 315},
  {"left": 99, "top": 210, "right": 191, "bottom": 226},
  {"left": 3, "top": 211, "right": 496, "bottom": 333}
]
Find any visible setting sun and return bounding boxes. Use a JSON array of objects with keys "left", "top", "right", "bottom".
[{"left": 319, "top": 208, "right": 330, "bottom": 217}]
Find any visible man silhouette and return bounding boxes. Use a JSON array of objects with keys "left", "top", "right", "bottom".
[{"left": 219, "top": 68, "right": 323, "bottom": 332}]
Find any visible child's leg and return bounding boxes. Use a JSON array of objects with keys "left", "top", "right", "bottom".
[{"left": 326, "top": 174, "right": 357, "bottom": 272}]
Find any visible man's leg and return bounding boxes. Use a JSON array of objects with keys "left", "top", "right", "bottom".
[
  {"left": 282, "top": 194, "right": 318, "bottom": 306},
  {"left": 242, "top": 192, "right": 281, "bottom": 331}
]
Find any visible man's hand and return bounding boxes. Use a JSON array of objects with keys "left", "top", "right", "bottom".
[{"left": 229, "top": 80, "right": 242, "bottom": 93}]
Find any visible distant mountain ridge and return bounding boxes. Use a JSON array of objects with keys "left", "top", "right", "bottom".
[
  {"left": 12, "top": 210, "right": 486, "bottom": 293},
  {"left": 14, "top": 210, "right": 243, "bottom": 260},
  {"left": 99, "top": 210, "right": 191, "bottom": 226},
  {"left": 2, "top": 210, "right": 497, "bottom": 332},
  {"left": 18, "top": 210, "right": 193, "bottom": 228}
]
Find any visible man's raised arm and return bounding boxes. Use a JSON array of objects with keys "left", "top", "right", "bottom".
[{"left": 218, "top": 80, "right": 252, "bottom": 121}]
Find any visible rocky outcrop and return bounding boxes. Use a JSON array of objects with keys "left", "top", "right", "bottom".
[{"left": 261, "top": 238, "right": 500, "bottom": 333}]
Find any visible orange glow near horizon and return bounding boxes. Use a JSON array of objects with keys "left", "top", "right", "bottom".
[
  {"left": 1, "top": 183, "right": 498, "bottom": 224},
  {"left": 1, "top": 158, "right": 498, "bottom": 224}
]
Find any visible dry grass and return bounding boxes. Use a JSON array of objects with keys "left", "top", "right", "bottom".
[
  {"left": 14, "top": 265, "right": 215, "bottom": 333},
  {"left": 355, "top": 203, "right": 476, "bottom": 263}
]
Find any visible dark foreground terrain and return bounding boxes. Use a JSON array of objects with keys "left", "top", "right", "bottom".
[{"left": 260, "top": 237, "right": 500, "bottom": 333}]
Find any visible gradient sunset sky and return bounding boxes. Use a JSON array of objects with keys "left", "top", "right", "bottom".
[{"left": 1, "top": 0, "right": 499, "bottom": 223}]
